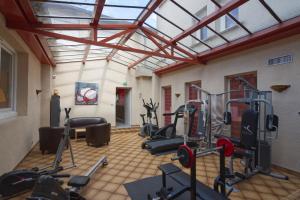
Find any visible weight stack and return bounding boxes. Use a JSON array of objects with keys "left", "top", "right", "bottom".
[{"left": 258, "top": 141, "right": 271, "bottom": 173}]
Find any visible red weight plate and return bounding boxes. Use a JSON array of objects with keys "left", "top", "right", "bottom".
[
  {"left": 178, "top": 145, "right": 194, "bottom": 168},
  {"left": 216, "top": 137, "right": 234, "bottom": 157}
]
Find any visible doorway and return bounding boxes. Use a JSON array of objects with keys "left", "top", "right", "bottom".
[
  {"left": 116, "top": 87, "right": 131, "bottom": 128},
  {"left": 185, "top": 81, "right": 201, "bottom": 136},
  {"left": 225, "top": 72, "right": 257, "bottom": 137},
  {"left": 162, "top": 86, "right": 172, "bottom": 126}
]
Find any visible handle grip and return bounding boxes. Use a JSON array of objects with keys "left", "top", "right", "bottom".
[
  {"left": 52, "top": 174, "right": 70, "bottom": 178},
  {"left": 65, "top": 108, "right": 71, "bottom": 118}
]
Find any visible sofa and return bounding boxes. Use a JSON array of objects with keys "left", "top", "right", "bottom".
[{"left": 69, "top": 117, "right": 111, "bottom": 147}]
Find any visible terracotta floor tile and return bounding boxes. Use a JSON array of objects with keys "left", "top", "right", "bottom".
[
  {"left": 11, "top": 128, "right": 300, "bottom": 200},
  {"left": 102, "top": 183, "right": 119, "bottom": 192},
  {"left": 90, "top": 191, "right": 111, "bottom": 200}
]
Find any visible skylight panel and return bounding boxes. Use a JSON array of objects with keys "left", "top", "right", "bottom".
[
  {"left": 105, "top": 0, "right": 151, "bottom": 7},
  {"left": 101, "top": 6, "right": 143, "bottom": 20},
  {"left": 265, "top": 0, "right": 300, "bottom": 21},
  {"left": 31, "top": 2, "right": 94, "bottom": 18}
]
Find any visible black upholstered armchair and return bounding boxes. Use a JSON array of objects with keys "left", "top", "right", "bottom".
[
  {"left": 39, "top": 127, "right": 63, "bottom": 154},
  {"left": 86, "top": 123, "right": 111, "bottom": 147}
]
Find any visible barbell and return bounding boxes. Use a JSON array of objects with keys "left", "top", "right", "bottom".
[{"left": 173, "top": 137, "right": 234, "bottom": 168}]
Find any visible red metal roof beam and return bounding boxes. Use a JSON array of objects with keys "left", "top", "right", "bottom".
[
  {"left": 91, "top": 0, "right": 106, "bottom": 26},
  {"left": 173, "top": 0, "right": 248, "bottom": 42},
  {"left": 5, "top": 23, "right": 138, "bottom": 30},
  {"left": 142, "top": 30, "right": 170, "bottom": 56},
  {"left": 154, "top": 16, "right": 300, "bottom": 75},
  {"left": 83, "top": 0, "right": 106, "bottom": 64},
  {"left": 15, "top": 0, "right": 55, "bottom": 66},
  {"left": 106, "top": 0, "right": 164, "bottom": 61},
  {"left": 128, "top": 0, "right": 247, "bottom": 69},
  {"left": 7, "top": 25, "right": 197, "bottom": 62},
  {"left": 141, "top": 27, "right": 196, "bottom": 59}
]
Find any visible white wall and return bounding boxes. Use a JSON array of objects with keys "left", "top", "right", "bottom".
[
  {"left": 53, "top": 60, "right": 152, "bottom": 127},
  {"left": 0, "top": 13, "right": 42, "bottom": 174},
  {"left": 154, "top": 35, "right": 300, "bottom": 172}
]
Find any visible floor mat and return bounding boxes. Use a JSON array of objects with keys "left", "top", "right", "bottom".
[{"left": 124, "top": 175, "right": 201, "bottom": 200}]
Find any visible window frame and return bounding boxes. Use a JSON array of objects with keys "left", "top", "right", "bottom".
[{"left": 0, "top": 38, "right": 17, "bottom": 120}]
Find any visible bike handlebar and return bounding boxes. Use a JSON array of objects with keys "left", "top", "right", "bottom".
[{"left": 65, "top": 108, "right": 71, "bottom": 119}]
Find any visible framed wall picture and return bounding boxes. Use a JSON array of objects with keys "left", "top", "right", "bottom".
[{"left": 75, "top": 82, "right": 99, "bottom": 105}]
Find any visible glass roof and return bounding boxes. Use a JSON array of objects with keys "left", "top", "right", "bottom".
[
  {"left": 31, "top": 2, "right": 94, "bottom": 18},
  {"left": 105, "top": 0, "right": 150, "bottom": 7},
  {"left": 101, "top": 6, "right": 143, "bottom": 20},
  {"left": 25, "top": 0, "right": 300, "bottom": 70}
]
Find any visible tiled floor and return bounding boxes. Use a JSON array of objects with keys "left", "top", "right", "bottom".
[{"left": 12, "top": 127, "right": 300, "bottom": 200}]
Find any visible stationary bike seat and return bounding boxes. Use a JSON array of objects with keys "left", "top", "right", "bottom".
[{"left": 68, "top": 176, "right": 90, "bottom": 188}]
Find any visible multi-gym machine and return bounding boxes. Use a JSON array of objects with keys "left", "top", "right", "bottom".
[
  {"left": 221, "top": 76, "right": 288, "bottom": 185},
  {"left": 184, "top": 84, "right": 237, "bottom": 152}
]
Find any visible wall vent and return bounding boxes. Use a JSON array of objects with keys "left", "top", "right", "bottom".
[{"left": 268, "top": 55, "right": 293, "bottom": 66}]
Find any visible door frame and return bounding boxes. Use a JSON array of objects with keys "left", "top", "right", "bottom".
[
  {"left": 224, "top": 71, "right": 257, "bottom": 137},
  {"left": 161, "top": 85, "right": 172, "bottom": 126},
  {"left": 116, "top": 87, "right": 132, "bottom": 127}
]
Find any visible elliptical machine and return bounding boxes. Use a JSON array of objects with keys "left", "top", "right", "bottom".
[
  {"left": 139, "top": 98, "right": 159, "bottom": 137},
  {"left": 0, "top": 108, "right": 75, "bottom": 200}
]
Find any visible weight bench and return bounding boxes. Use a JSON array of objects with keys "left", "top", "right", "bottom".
[{"left": 157, "top": 163, "right": 226, "bottom": 200}]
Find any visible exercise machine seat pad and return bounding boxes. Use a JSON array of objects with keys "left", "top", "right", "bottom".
[
  {"left": 169, "top": 171, "right": 226, "bottom": 200},
  {"left": 68, "top": 176, "right": 90, "bottom": 188},
  {"left": 159, "top": 163, "right": 182, "bottom": 175},
  {"left": 146, "top": 137, "right": 184, "bottom": 154}
]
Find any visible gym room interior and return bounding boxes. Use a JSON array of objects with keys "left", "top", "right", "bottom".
[{"left": 0, "top": 0, "right": 299, "bottom": 200}]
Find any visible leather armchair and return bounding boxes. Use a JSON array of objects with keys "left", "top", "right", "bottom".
[
  {"left": 39, "top": 127, "right": 75, "bottom": 154},
  {"left": 86, "top": 123, "right": 111, "bottom": 147},
  {"left": 39, "top": 127, "right": 64, "bottom": 154}
]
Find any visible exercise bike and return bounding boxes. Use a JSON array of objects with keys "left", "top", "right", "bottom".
[
  {"left": 27, "top": 156, "right": 108, "bottom": 200},
  {"left": 139, "top": 98, "right": 159, "bottom": 137},
  {"left": 0, "top": 108, "right": 76, "bottom": 200}
]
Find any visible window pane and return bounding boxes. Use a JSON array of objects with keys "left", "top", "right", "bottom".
[
  {"left": 31, "top": 2, "right": 94, "bottom": 18},
  {"left": 102, "top": 6, "right": 143, "bottom": 20},
  {"left": 105, "top": 0, "right": 150, "bottom": 7},
  {"left": 200, "top": 27, "right": 208, "bottom": 40},
  {"left": 265, "top": 0, "right": 300, "bottom": 21},
  {"left": 0, "top": 48, "right": 13, "bottom": 109},
  {"left": 225, "top": 8, "right": 239, "bottom": 29}
]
